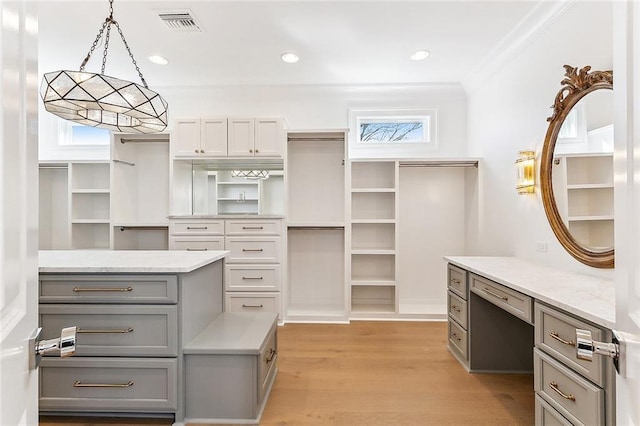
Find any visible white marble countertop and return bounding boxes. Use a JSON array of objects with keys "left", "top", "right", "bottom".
[
  {"left": 39, "top": 250, "right": 229, "bottom": 273},
  {"left": 184, "top": 312, "right": 278, "bottom": 355},
  {"left": 168, "top": 214, "right": 284, "bottom": 219},
  {"left": 444, "top": 256, "right": 615, "bottom": 329}
]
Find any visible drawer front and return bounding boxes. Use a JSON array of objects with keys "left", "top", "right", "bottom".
[
  {"left": 169, "top": 220, "right": 224, "bottom": 235},
  {"left": 225, "top": 264, "right": 281, "bottom": 291},
  {"left": 448, "top": 264, "right": 467, "bottom": 299},
  {"left": 536, "top": 394, "right": 574, "bottom": 426},
  {"left": 534, "top": 349, "right": 604, "bottom": 426},
  {"left": 226, "top": 293, "right": 280, "bottom": 315},
  {"left": 40, "top": 305, "right": 177, "bottom": 357},
  {"left": 535, "top": 302, "right": 606, "bottom": 387},
  {"left": 225, "top": 237, "right": 281, "bottom": 263},
  {"left": 225, "top": 220, "right": 281, "bottom": 236},
  {"left": 258, "top": 325, "right": 278, "bottom": 403},
  {"left": 448, "top": 319, "right": 468, "bottom": 361},
  {"left": 39, "top": 275, "right": 178, "bottom": 304},
  {"left": 39, "top": 357, "right": 177, "bottom": 412},
  {"left": 169, "top": 236, "right": 224, "bottom": 251},
  {"left": 447, "top": 290, "right": 468, "bottom": 329},
  {"left": 470, "top": 274, "right": 533, "bottom": 323}
]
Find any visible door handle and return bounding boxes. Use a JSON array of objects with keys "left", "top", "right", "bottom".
[
  {"left": 576, "top": 328, "right": 621, "bottom": 373},
  {"left": 29, "top": 326, "right": 77, "bottom": 370}
]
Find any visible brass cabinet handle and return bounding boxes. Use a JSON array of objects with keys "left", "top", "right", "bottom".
[
  {"left": 549, "top": 332, "right": 575, "bottom": 347},
  {"left": 73, "top": 286, "right": 132, "bottom": 292},
  {"left": 242, "top": 304, "right": 264, "bottom": 308},
  {"left": 74, "top": 380, "right": 133, "bottom": 388},
  {"left": 548, "top": 381, "right": 576, "bottom": 401},
  {"left": 186, "top": 248, "right": 208, "bottom": 251},
  {"left": 264, "top": 348, "right": 276, "bottom": 364},
  {"left": 482, "top": 287, "right": 508, "bottom": 301},
  {"left": 242, "top": 248, "right": 264, "bottom": 252},
  {"left": 451, "top": 305, "right": 461, "bottom": 313},
  {"left": 242, "top": 226, "right": 264, "bottom": 230},
  {"left": 451, "top": 332, "right": 461, "bottom": 342},
  {"left": 77, "top": 327, "right": 134, "bottom": 334},
  {"left": 186, "top": 226, "right": 208, "bottom": 230},
  {"left": 242, "top": 276, "right": 264, "bottom": 280},
  {"left": 451, "top": 278, "right": 461, "bottom": 284}
]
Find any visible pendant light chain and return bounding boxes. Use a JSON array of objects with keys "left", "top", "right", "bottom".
[{"left": 78, "top": 0, "right": 148, "bottom": 88}]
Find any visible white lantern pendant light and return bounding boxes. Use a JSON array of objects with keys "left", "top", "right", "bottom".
[{"left": 40, "top": 0, "right": 168, "bottom": 134}]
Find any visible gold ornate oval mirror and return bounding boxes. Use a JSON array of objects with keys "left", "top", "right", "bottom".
[{"left": 540, "top": 65, "right": 614, "bottom": 268}]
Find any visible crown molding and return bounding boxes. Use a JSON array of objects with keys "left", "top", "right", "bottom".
[{"left": 462, "top": 0, "right": 580, "bottom": 95}]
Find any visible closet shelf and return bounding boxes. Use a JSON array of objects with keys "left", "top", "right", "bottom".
[
  {"left": 71, "top": 189, "right": 110, "bottom": 194},
  {"left": 351, "top": 249, "right": 395, "bottom": 255},
  {"left": 568, "top": 215, "right": 614, "bottom": 222},
  {"left": 350, "top": 279, "right": 396, "bottom": 287},
  {"left": 351, "top": 188, "right": 395, "bottom": 193},
  {"left": 567, "top": 183, "right": 613, "bottom": 190}
]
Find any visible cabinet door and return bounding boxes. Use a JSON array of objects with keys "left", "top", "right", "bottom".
[
  {"left": 227, "top": 118, "right": 255, "bottom": 156},
  {"left": 201, "top": 118, "right": 228, "bottom": 156},
  {"left": 173, "top": 118, "right": 201, "bottom": 157},
  {"left": 254, "top": 118, "right": 282, "bottom": 157}
]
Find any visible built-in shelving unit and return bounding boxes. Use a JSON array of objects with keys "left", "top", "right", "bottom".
[
  {"left": 216, "top": 171, "right": 260, "bottom": 214},
  {"left": 286, "top": 131, "right": 347, "bottom": 322},
  {"left": 553, "top": 152, "right": 614, "bottom": 250},
  {"left": 69, "top": 162, "right": 111, "bottom": 249},
  {"left": 348, "top": 160, "right": 398, "bottom": 317}
]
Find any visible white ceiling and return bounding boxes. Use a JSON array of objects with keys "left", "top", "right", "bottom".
[{"left": 37, "top": 1, "right": 542, "bottom": 89}]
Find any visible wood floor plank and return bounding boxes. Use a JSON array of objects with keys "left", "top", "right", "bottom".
[{"left": 40, "top": 321, "right": 535, "bottom": 426}]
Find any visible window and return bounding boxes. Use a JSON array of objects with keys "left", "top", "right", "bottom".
[
  {"left": 58, "top": 122, "right": 110, "bottom": 146},
  {"left": 349, "top": 109, "right": 437, "bottom": 155}
]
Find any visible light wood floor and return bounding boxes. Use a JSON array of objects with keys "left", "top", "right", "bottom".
[{"left": 40, "top": 321, "right": 535, "bottom": 426}]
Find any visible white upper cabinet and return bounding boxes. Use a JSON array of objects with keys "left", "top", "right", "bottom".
[
  {"left": 173, "top": 117, "right": 283, "bottom": 158},
  {"left": 173, "top": 118, "right": 228, "bottom": 157}
]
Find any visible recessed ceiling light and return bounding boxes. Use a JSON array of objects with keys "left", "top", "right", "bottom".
[
  {"left": 281, "top": 52, "right": 299, "bottom": 64},
  {"left": 148, "top": 55, "right": 169, "bottom": 65},
  {"left": 411, "top": 50, "right": 430, "bottom": 61}
]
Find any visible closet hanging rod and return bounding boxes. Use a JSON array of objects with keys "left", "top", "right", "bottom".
[
  {"left": 399, "top": 161, "right": 478, "bottom": 168},
  {"left": 287, "top": 226, "right": 345, "bottom": 230},
  {"left": 119, "top": 226, "right": 168, "bottom": 231},
  {"left": 120, "top": 138, "right": 169, "bottom": 144},
  {"left": 287, "top": 137, "right": 345, "bottom": 142},
  {"left": 39, "top": 165, "right": 68, "bottom": 169},
  {"left": 113, "top": 159, "right": 135, "bottom": 167}
]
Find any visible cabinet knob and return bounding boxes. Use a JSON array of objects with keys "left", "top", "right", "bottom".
[
  {"left": 255, "top": 149, "right": 259, "bottom": 153},
  {"left": 249, "top": 149, "right": 253, "bottom": 153},
  {"left": 195, "top": 149, "right": 199, "bottom": 153},
  {"left": 200, "top": 149, "right": 205, "bottom": 154}
]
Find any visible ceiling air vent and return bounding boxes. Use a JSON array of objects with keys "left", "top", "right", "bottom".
[{"left": 157, "top": 10, "right": 204, "bottom": 32}]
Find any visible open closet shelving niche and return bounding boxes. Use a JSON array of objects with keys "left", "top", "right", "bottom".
[
  {"left": 39, "top": 133, "right": 171, "bottom": 251},
  {"left": 285, "top": 130, "right": 349, "bottom": 323}
]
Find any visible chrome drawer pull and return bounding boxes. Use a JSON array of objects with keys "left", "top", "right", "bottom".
[
  {"left": 242, "top": 226, "right": 264, "bottom": 230},
  {"left": 264, "top": 348, "right": 276, "bottom": 364},
  {"left": 242, "top": 276, "right": 264, "bottom": 280},
  {"left": 77, "top": 327, "right": 134, "bottom": 334},
  {"left": 186, "top": 248, "right": 208, "bottom": 251},
  {"left": 550, "top": 332, "right": 575, "bottom": 347},
  {"left": 451, "top": 305, "right": 461, "bottom": 313},
  {"left": 186, "top": 226, "right": 208, "bottom": 230},
  {"left": 548, "top": 381, "right": 576, "bottom": 401},
  {"left": 242, "top": 248, "right": 264, "bottom": 252},
  {"left": 74, "top": 380, "right": 133, "bottom": 388},
  {"left": 451, "top": 332, "right": 462, "bottom": 342},
  {"left": 482, "top": 287, "right": 508, "bottom": 301},
  {"left": 242, "top": 304, "right": 264, "bottom": 308},
  {"left": 451, "top": 278, "right": 461, "bottom": 284},
  {"left": 73, "top": 286, "right": 133, "bottom": 293}
]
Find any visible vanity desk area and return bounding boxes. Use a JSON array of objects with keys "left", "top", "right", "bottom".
[
  {"left": 445, "top": 256, "right": 615, "bottom": 426},
  {"left": 37, "top": 250, "right": 278, "bottom": 425}
]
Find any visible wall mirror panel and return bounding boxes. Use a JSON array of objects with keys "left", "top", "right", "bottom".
[{"left": 540, "top": 65, "right": 614, "bottom": 268}]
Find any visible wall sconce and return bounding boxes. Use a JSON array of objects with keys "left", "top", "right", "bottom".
[{"left": 516, "top": 150, "right": 535, "bottom": 194}]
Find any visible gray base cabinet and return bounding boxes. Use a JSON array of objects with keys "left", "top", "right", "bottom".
[{"left": 182, "top": 312, "right": 278, "bottom": 424}]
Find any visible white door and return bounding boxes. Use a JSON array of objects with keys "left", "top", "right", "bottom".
[
  {"left": 613, "top": 2, "right": 640, "bottom": 424},
  {"left": 0, "top": 1, "right": 40, "bottom": 425}
]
